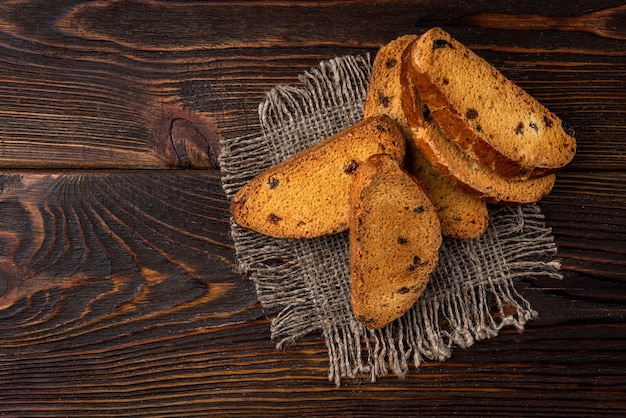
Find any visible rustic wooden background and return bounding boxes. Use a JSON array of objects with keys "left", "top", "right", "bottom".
[{"left": 0, "top": 0, "right": 625, "bottom": 416}]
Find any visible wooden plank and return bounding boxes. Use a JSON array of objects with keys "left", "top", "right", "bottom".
[
  {"left": 0, "top": 318, "right": 624, "bottom": 416},
  {"left": 1, "top": 169, "right": 622, "bottom": 328},
  {"left": 541, "top": 171, "right": 626, "bottom": 281},
  {"left": 0, "top": 170, "right": 261, "bottom": 325},
  {"left": 0, "top": 0, "right": 624, "bottom": 168}
]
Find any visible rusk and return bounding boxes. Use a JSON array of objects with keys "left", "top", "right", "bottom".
[
  {"left": 401, "top": 61, "right": 556, "bottom": 204},
  {"left": 405, "top": 151, "right": 489, "bottom": 238},
  {"left": 349, "top": 154, "right": 442, "bottom": 329},
  {"left": 231, "top": 115, "right": 406, "bottom": 239},
  {"left": 406, "top": 27, "right": 576, "bottom": 178},
  {"left": 364, "top": 34, "right": 419, "bottom": 139},
  {"left": 365, "top": 35, "right": 489, "bottom": 239}
]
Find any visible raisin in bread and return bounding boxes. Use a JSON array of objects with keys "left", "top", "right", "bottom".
[
  {"left": 349, "top": 153, "right": 442, "bottom": 329},
  {"left": 401, "top": 63, "right": 556, "bottom": 204},
  {"left": 406, "top": 27, "right": 576, "bottom": 178},
  {"left": 364, "top": 34, "right": 419, "bottom": 139},
  {"left": 231, "top": 115, "right": 406, "bottom": 239},
  {"left": 364, "top": 34, "right": 489, "bottom": 239}
]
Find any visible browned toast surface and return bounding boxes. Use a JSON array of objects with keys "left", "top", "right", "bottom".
[
  {"left": 365, "top": 35, "right": 489, "bottom": 239},
  {"left": 406, "top": 28, "right": 576, "bottom": 178},
  {"left": 349, "top": 154, "right": 442, "bottom": 329},
  {"left": 405, "top": 151, "right": 489, "bottom": 239},
  {"left": 401, "top": 60, "right": 556, "bottom": 204},
  {"left": 230, "top": 115, "right": 406, "bottom": 238},
  {"left": 364, "top": 34, "right": 418, "bottom": 138}
]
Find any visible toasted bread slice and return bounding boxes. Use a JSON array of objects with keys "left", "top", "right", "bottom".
[
  {"left": 349, "top": 154, "right": 442, "bottom": 329},
  {"left": 364, "top": 34, "right": 419, "bottom": 139},
  {"left": 365, "top": 35, "right": 489, "bottom": 239},
  {"left": 230, "top": 115, "right": 406, "bottom": 239},
  {"left": 406, "top": 27, "right": 576, "bottom": 178},
  {"left": 401, "top": 60, "right": 556, "bottom": 204},
  {"left": 405, "top": 151, "right": 489, "bottom": 239}
]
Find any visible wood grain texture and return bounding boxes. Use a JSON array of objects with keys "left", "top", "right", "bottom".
[
  {"left": 1, "top": 317, "right": 624, "bottom": 416},
  {"left": 0, "top": 170, "right": 260, "bottom": 318},
  {"left": 459, "top": 4, "right": 626, "bottom": 41},
  {"left": 0, "top": 0, "right": 624, "bottom": 168},
  {"left": 0, "top": 0, "right": 625, "bottom": 415}
]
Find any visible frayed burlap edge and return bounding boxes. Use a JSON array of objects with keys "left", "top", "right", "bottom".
[{"left": 219, "top": 54, "right": 562, "bottom": 386}]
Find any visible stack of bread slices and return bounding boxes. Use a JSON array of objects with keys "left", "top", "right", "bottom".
[{"left": 230, "top": 28, "right": 576, "bottom": 330}]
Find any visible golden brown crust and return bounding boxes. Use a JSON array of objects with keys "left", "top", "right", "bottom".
[
  {"left": 406, "top": 28, "right": 576, "bottom": 179},
  {"left": 405, "top": 149, "right": 489, "bottom": 238},
  {"left": 407, "top": 64, "right": 547, "bottom": 179},
  {"left": 365, "top": 34, "right": 489, "bottom": 239},
  {"left": 349, "top": 154, "right": 441, "bottom": 329},
  {"left": 230, "top": 115, "right": 406, "bottom": 239},
  {"left": 364, "top": 34, "right": 419, "bottom": 139},
  {"left": 400, "top": 46, "right": 556, "bottom": 204}
]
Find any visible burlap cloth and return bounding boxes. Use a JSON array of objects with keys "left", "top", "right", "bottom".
[{"left": 219, "top": 54, "right": 562, "bottom": 386}]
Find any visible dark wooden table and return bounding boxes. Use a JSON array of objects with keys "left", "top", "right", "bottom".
[{"left": 1, "top": 1, "right": 625, "bottom": 416}]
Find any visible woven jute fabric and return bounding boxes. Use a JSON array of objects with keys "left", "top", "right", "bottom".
[{"left": 219, "top": 54, "right": 562, "bottom": 386}]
